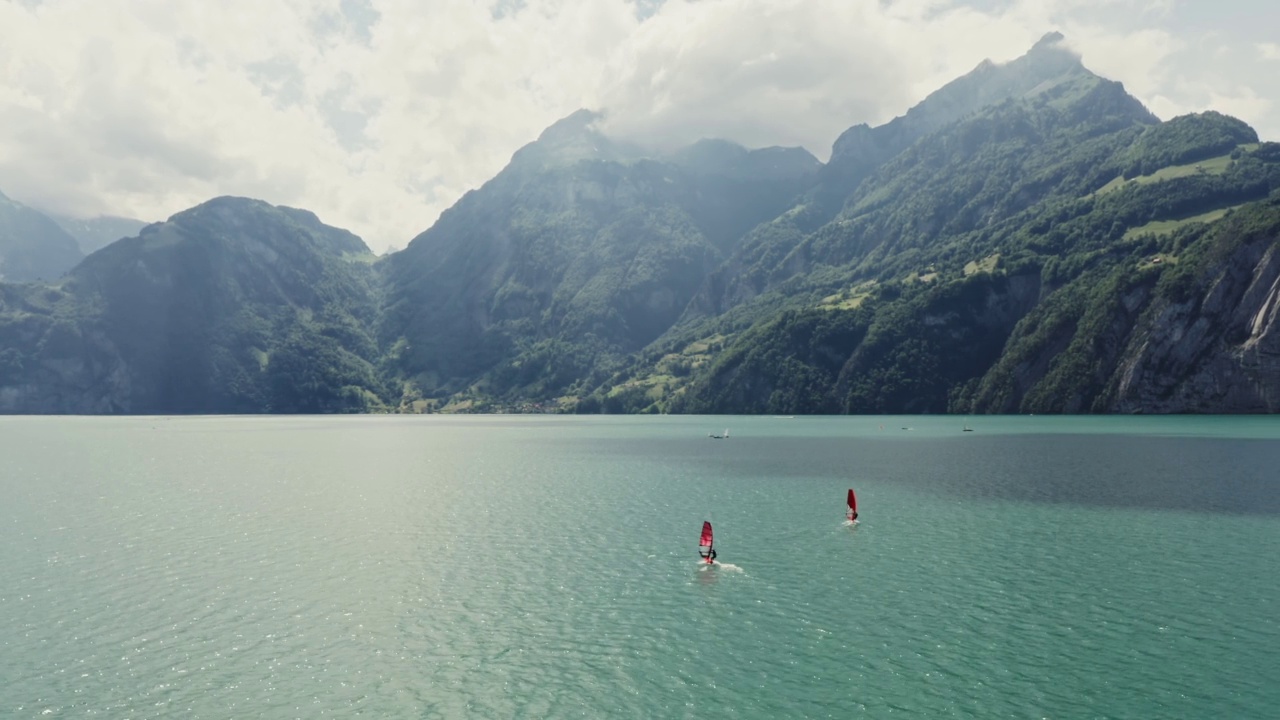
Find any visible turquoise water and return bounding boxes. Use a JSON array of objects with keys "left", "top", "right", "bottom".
[{"left": 1, "top": 415, "right": 1277, "bottom": 718}]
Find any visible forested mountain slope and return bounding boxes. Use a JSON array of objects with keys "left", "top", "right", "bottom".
[
  {"left": 0, "top": 197, "right": 387, "bottom": 413},
  {"left": 620, "top": 121, "right": 1280, "bottom": 414},
  {"left": 585, "top": 43, "right": 1280, "bottom": 414},
  {"left": 2, "top": 35, "right": 1279, "bottom": 415},
  {"left": 378, "top": 110, "right": 820, "bottom": 410}
]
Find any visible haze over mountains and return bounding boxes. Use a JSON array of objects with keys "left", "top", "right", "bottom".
[
  {"left": 50, "top": 215, "right": 150, "bottom": 255},
  {"left": 2, "top": 34, "right": 1280, "bottom": 415},
  {"left": 0, "top": 190, "right": 85, "bottom": 283},
  {"left": 0, "top": 191, "right": 148, "bottom": 282}
]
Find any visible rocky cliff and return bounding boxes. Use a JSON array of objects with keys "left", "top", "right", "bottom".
[{"left": 1111, "top": 217, "right": 1280, "bottom": 411}]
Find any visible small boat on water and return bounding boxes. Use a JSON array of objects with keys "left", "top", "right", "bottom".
[
  {"left": 709, "top": 429, "right": 729, "bottom": 439},
  {"left": 698, "top": 521, "right": 716, "bottom": 564}
]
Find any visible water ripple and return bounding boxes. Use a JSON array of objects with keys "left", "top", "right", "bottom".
[{"left": 1, "top": 416, "right": 1277, "bottom": 718}]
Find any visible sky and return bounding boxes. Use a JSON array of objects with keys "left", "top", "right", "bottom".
[{"left": 0, "top": 0, "right": 1277, "bottom": 254}]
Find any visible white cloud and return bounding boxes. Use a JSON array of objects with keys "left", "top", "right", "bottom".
[{"left": 0, "top": 0, "right": 1277, "bottom": 253}]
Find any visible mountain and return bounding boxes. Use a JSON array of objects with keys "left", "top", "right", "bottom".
[
  {"left": 969, "top": 192, "right": 1280, "bottom": 413},
  {"left": 0, "top": 197, "right": 389, "bottom": 413},
  {"left": 378, "top": 110, "right": 820, "bottom": 410},
  {"left": 633, "top": 117, "right": 1280, "bottom": 413},
  {"left": 4, "top": 35, "right": 1280, "bottom": 415},
  {"left": 51, "top": 214, "right": 149, "bottom": 254},
  {"left": 812, "top": 33, "right": 1105, "bottom": 223},
  {"left": 0, "top": 190, "right": 84, "bottom": 282},
  {"left": 582, "top": 43, "right": 1280, "bottom": 414},
  {"left": 695, "top": 32, "right": 1157, "bottom": 316}
]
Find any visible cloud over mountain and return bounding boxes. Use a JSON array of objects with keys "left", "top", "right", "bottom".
[{"left": 0, "top": 0, "right": 1276, "bottom": 253}]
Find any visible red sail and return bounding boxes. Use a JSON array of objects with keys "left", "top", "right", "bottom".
[
  {"left": 699, "top": 521, "right": 714, "bottom": 550},
  {"left": 847, "top": 489, "right": 857, "bottom": 518}
]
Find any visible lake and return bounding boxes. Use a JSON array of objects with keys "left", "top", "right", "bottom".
[{"left": 2, "top": 415, "right": 1278, "bottom": 718}]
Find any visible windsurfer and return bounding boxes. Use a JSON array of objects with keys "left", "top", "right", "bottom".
[{"left": 698, "top": 520, "right": 716, "bottom": 563}]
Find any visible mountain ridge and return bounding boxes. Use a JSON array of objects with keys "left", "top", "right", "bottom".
[
  {"left": 50, "top": 214, "right": 149, "bottom": 255},
  {"left": 0, "top": 196, "right": 387, "bottom": 413},
  {"left": 0, "top": 190, "right": 84, "bottom": 282},
  {"left": 3, "top": 36, "right": 1280, "bottom": 414}
]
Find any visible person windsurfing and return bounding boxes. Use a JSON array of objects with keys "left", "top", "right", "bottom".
[{"left": 699, "top": 521, "right": 716, "bottom": 564}]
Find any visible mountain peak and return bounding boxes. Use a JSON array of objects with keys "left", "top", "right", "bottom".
[
  {"left": 1018, "top": 31, "right": 1083, "bottom": 79},
  {"left": 831, "top": 32, "right": 1092, "bottom": 165},
  {"left": 536, "top": 109, "right": 603, "bottom": 143},
  {"left": 507, "top": 109, "right": 644, "bottom": 172},
  {"left": 155, "top": 196, "right": 368, "bottom": 257},
  {"left": 1032, "top": 31, "right": 1066, "bottom": 51}
]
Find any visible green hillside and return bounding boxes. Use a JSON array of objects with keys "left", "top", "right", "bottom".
[
  {"left": 5, "top": 35, "right": 1280, "bottom": 415},
  {"left": 378, "top": 110, "right": 821, "bottom": 411},
  {"left": 581, "top": 91, "right": 1280, "bottom": 413},
  {"left": 0, "top": 197, "right": 389, "bottom": 413}
]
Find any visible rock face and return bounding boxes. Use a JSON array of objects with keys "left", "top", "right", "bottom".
[
  {"left": 1113, "top": 235, "right": 1280, "bottom": 412},
  {"left": 959, "top": 199, "right": 1280, "bottom": 414}
]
